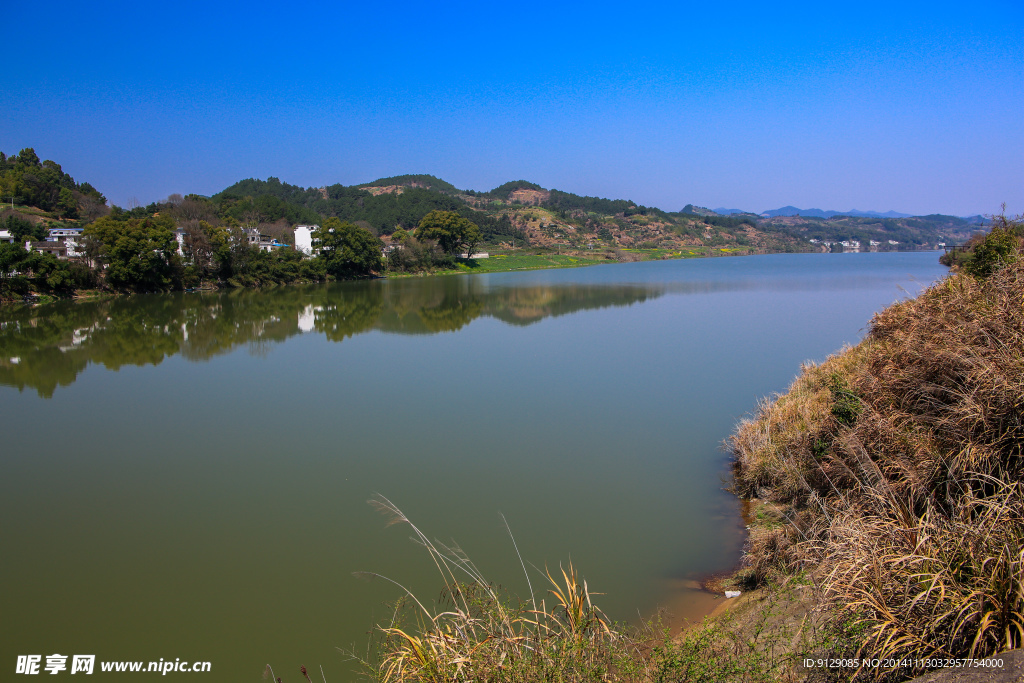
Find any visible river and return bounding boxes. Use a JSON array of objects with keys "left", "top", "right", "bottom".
[{"left": 0, "top": 252, "right": 948, "bottom": 680}]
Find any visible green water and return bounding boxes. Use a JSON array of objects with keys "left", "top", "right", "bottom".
[{"left": 0, "top": 252, "right": 948, "bottom": 680}]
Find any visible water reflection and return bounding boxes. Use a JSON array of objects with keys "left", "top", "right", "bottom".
[{"left": 0, "top": 278, "right": 664, "bottom": 397}]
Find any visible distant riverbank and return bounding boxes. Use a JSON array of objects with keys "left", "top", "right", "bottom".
[
  {"left": 388, "top": 245, "right": 761, "bottom": 277},
  {"left": 0, "top": 244, "right": 785, "bottom": 304}
]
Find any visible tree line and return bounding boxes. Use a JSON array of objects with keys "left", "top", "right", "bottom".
[{"left": 1, "top": 193, "right": 489, "bottom": 297}]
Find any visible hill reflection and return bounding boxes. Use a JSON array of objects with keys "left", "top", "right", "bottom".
[{"left": 0, "top": 278, "right": 665, "bottom": 397}]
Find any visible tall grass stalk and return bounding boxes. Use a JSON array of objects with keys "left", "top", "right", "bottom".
[{"left": 355, "top": 495, "right": 631, "bottom": 683}]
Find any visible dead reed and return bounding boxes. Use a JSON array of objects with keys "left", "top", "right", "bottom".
[{"left": 351, "top": 495, "right": 637, "bottom": 683}]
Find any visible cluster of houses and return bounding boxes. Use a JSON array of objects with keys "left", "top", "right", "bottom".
[
  {"left": 0, "top": 226, "right": 86, "bottom": 259},
  {"left": 808, "top": 238, "right": 902, "bottom": 252},
  {"left": 1, "top": 223, "right": 489, "bottom": 262},
  {"left": 0, "top": 225, "right": 290, "bottom": 260},
  {"left": 167, "top": 226, "right": 291, "bottom": 256}
]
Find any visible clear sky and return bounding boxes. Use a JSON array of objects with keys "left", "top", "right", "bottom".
[{"left": 4, "top": 0, "right": 1022, "bottom": 216}]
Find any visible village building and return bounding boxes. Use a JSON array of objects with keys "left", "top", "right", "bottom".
[
  {"left": 293, "top": 225, "right": 318, "bottom": 256},
  {"left": 26, "top": 240, "right": 68, "bottom": 258},
  {"left": 40, "top": 226, "right": 85, "bottom": 258},
  {"left": 244, "top": 227, "right": 289, "bottom": 252}
]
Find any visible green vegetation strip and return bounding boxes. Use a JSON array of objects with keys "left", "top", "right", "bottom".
[{"left": 456, "top": 253, "right": 604, "bottom": 272}]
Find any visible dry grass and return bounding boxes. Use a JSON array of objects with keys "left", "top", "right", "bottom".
[
  {"left": 349, "top": 495, "right": 638, "bottom": 683},
  {"left": 729, "top": 257, "right": 1024, "bottom": 677},
  {"left": 347, "top": 497, "right": 819, "bottom": 683}
]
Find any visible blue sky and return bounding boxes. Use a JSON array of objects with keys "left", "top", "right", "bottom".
[{"left": 4, "top": 0, "right": 1022, "bottom": 216}]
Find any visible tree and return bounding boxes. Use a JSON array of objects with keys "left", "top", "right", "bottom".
[
  {"left": 2, "top": 212, "right": 46, "bottom": 241},
  {"left": 463, "top": 225, "right": 482, "bottom": 259},
  {"left": 79, "top": 194, "right": 109, "bottom": 221},
  {"left": 0, "top": 241, "right": 30, "bottom": 296},
  {"left": 963, "top": 211, "right": 1022, "bottom": 279},
  {"left": 173, "top": 195, "right": 217, "bottom": 223},
  {"left": 223, "top": 226, "right": 258, "bottom": 278},
  {"left": 23, "top": 250, "right": 78, "bottom": 294},
  {"left": 180, "top": 220, "right": 222, "bottom": 276},
  {"left": 16, "top": 148, "right": 40, "bottom": 167},
  {"left": 57, "top": 187, "right": 78, "bottom": 218},
  {"left": 414, "top": 210, "right": 482, "bottom": 256},
  {"left": 78, "top": 182, "right": 106, "bottom": 205},
  {"left": 84, "top": 215, "right": 180, "bottom": 290},
  {"left": 385, "top": 236, "right": 450, "bottom": 273},
  {"left": 313, "top": 218, "right": 383, "bottom": 278},
  {"left": 0, "top": 241, "right": 87, "bottom": 297}
]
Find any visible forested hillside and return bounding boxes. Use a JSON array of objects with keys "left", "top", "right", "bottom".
[
  {"left": 214, "top": 176, "right": 519, "bottom": 244},
  {"left": 210, "top": 175, "right": 980, "bottom": 253},
  {"left": 211, "top": 176, "right": 813, "bottom": 254}
]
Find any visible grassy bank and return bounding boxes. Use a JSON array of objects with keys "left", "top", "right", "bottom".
[
  {"left": 723, "top": 250, "right": 1024, "bottom": 679},
  {"left": 386, "top": 245, "right": 754, "bottom": 278}
]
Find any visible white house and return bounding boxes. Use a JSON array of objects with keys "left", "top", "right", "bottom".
[
  {"left": 294, "top": 225, "right": 318, "bottom": 256},
  {"left": 26, "top": 240, "right": 68, "bottom": 258},
  {"left": 48, "top": 227, "right": 82, "bottom": 240},
  {"left": 46, "top": 226, "right": 84, "bottom": 257},
  {"left": 242, "top": 227, "right": 289, "bottom": 252}
]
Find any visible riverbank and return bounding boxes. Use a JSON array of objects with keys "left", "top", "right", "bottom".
[
  {"left": 0, "top": 244, "right": 761, "bottom": 303},
  {"left": 0, "top": 244, "right": 794, "bottom": 303},
  {"left": 365, "top": 244, "right": 760, "bottom": 279},
  {"left": 703, "top": 255, "right": 1024, "bottom": 680}
]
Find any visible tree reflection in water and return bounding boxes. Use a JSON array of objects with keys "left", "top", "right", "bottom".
[{"left": 0, "top": 278, "right": 665, "bottom": 397}]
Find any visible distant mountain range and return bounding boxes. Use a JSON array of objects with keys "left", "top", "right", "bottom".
[
  {"left": 713, "top": 206, "right": 985, "bottom": 222},
  {"left": 715, "top": 206, "right": 912, "bottom": 219},
  {"left": 766, "top": 206, "right": 914, "bottom": 218}
]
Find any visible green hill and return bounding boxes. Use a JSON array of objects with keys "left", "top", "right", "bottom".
[
  {"left": 356, "top": 174, "right": 460, "bottom": 194},
  {"left": 207, "top": 174, "right": 816, "bottom": 253},
  {"left": 0, "top": 147, "right": 107, "bottom": 225}
]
